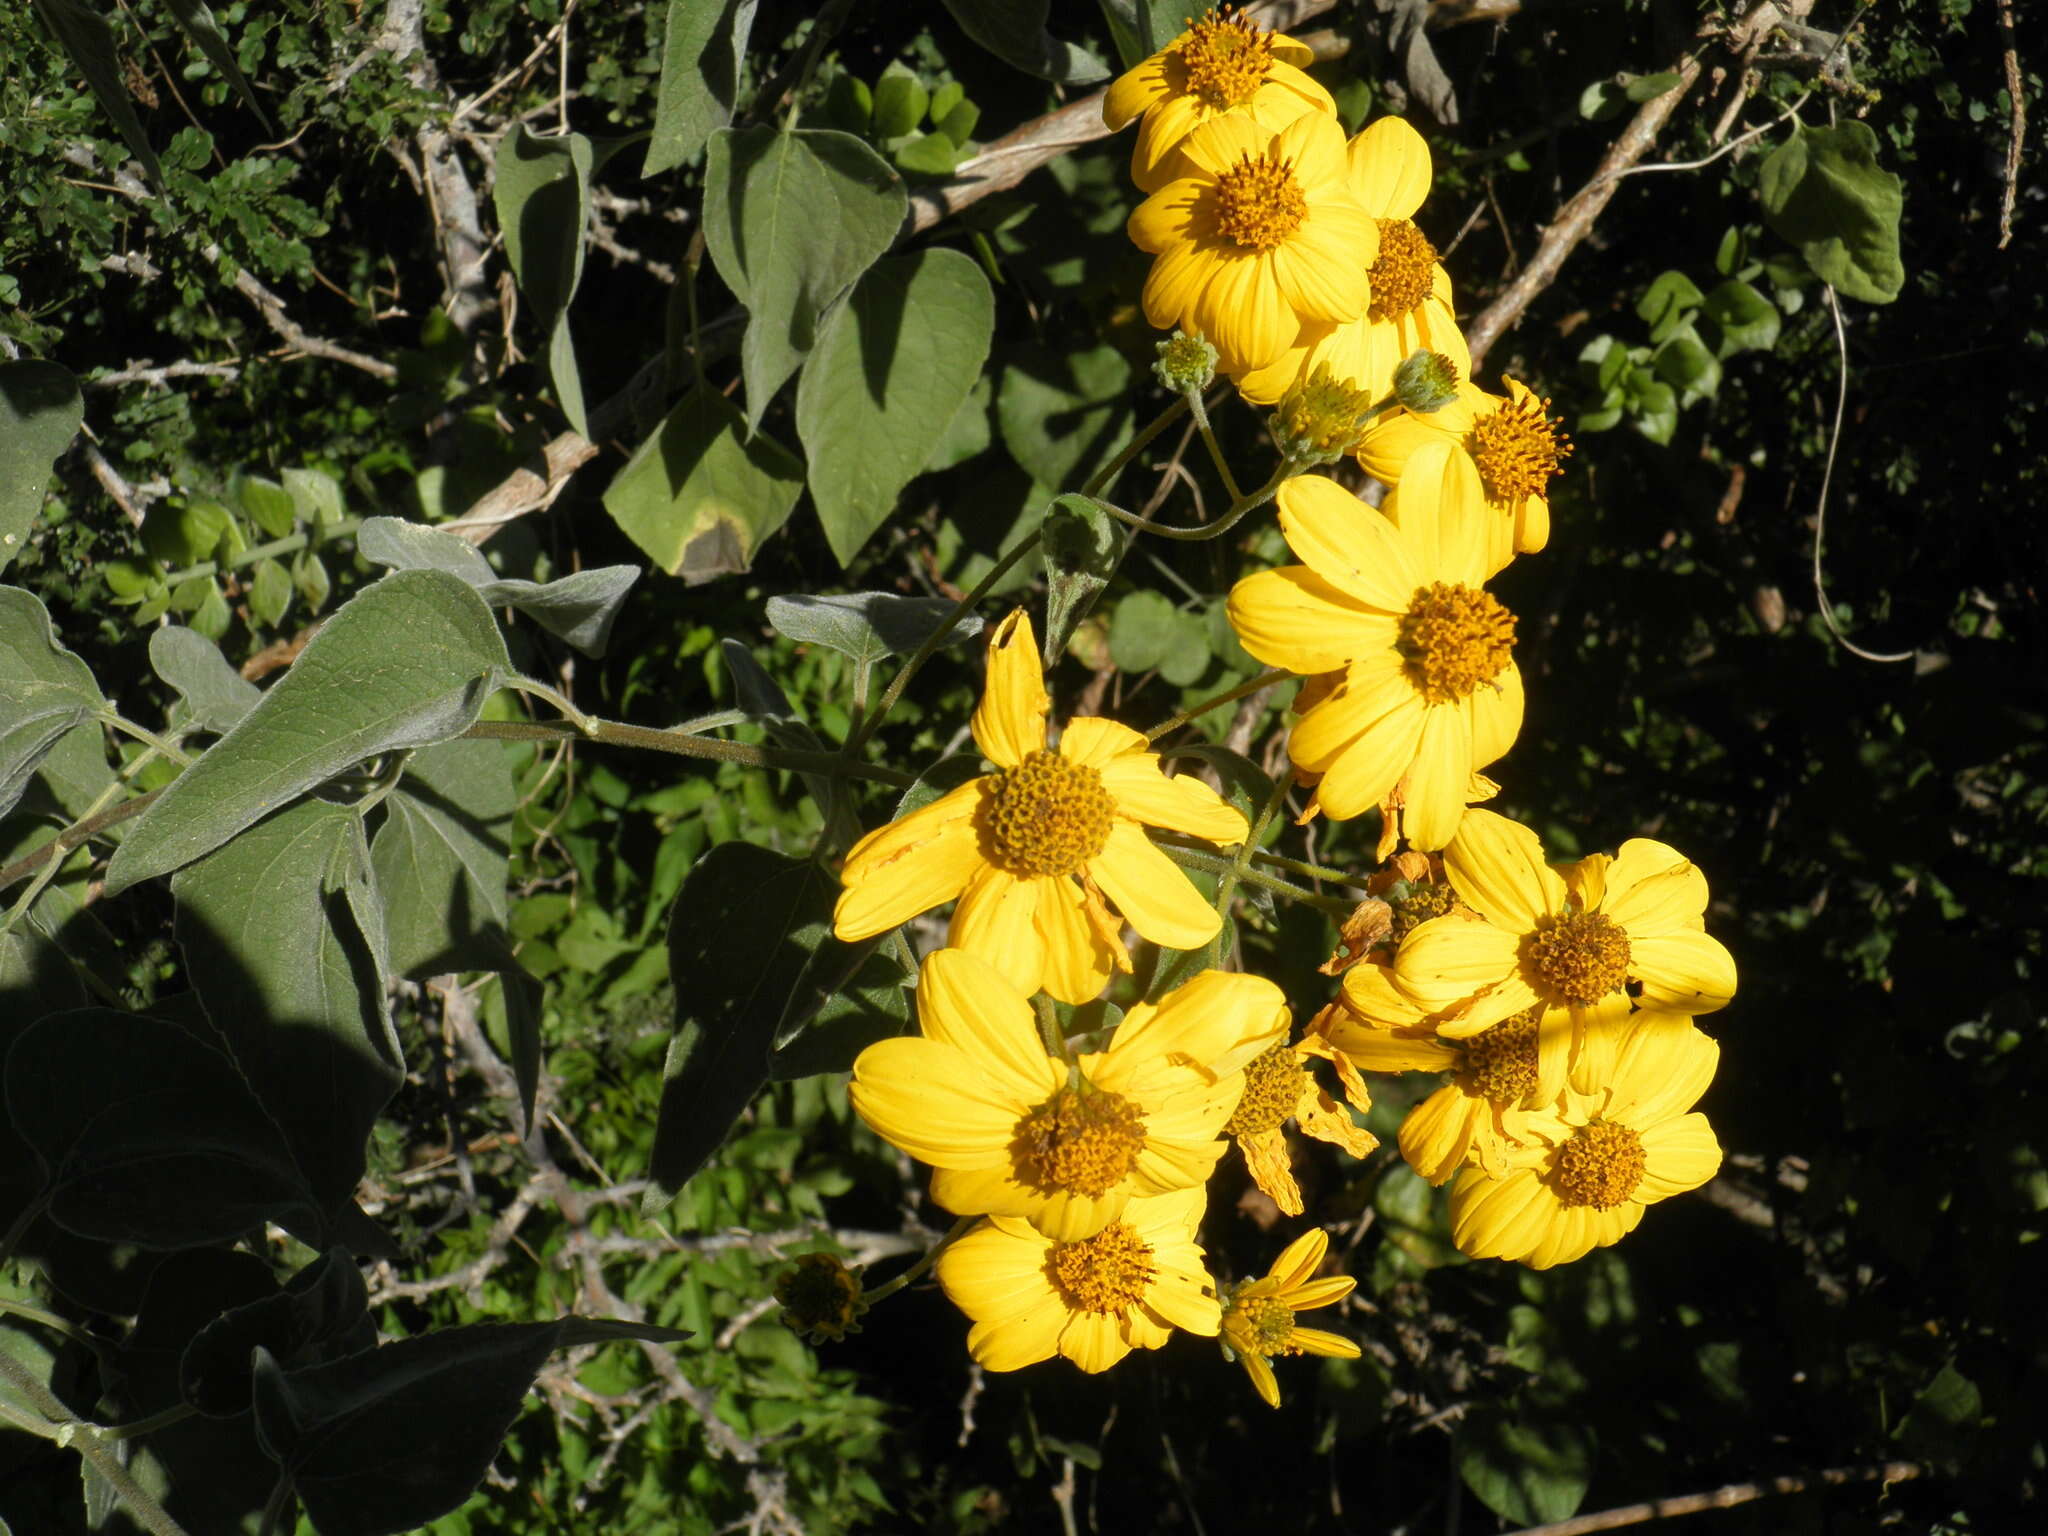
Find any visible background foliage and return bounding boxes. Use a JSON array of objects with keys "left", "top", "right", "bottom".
[{"left": 1, "top": 0, "right": 2042, "bottom": 1531}]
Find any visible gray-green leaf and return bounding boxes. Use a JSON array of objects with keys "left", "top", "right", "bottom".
[
  {"left": 106, "top": 570, "right": 509, "bottom": 894},
  {"left": 149, "top": 625, "right": 261, "bottom": 734},
  {"left": 1758, "top": 122, "right": 1905, "bottom": 305},
  {"left": 0, "top": 361, "right": 83, "bottom": 577}
]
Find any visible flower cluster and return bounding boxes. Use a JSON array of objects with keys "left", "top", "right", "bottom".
[{"left": 819, "top": 6, "right": 1734, "bottom": 1407}]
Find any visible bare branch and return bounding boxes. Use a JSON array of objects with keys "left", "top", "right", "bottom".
[
  {"left": 441, "top": 430, "right": 600, "bottom": 545},
  {"left": 83, "top": 359, "right": 242, "bottom": 390},
  {"left": 1498, "top": 1463, "right": 1924, "bottom": 1536}
]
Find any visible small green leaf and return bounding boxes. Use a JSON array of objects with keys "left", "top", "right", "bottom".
[
  {"left": 495, "top": 126, "right": 597, "bottom": 434},
  {"left": 937, "top": 0, "right": 1109, "bottom": 84},
  {"left": 644, "top": 0, "right": 751, "bottom": 175},
  {"left": 1108, "top": 589, "right": 1177, "bottom": 673},
  {"left": 283, "top": 466, "right": 345, "bottom": 527},
  {"left": 1700, "top": 278, "right": 1781, "bottom": 355},
  {"left": 1577, "top": 78, "right": 1628, "bottom": 122},
  {"left": 162, "top": 0, "right": 272, "bottom": 129},
  {"left": 795, "top": 248, "right": 996, "bottom": 564},
  {"left": 1635, "top": 270, "right": 1704, "bottom": 344},
  {"left": 149, "top": 625, "right": 260, "bottom": 734},
  {"left": 997, "top": 345, "right": 1135, "bottom": 491},
  {"left": 1757, "top": 121, "right": 1905, "bottom": 304},
  {"left": 107, "top": 570, "right": 510, "bottom": 893},
  {"left": 1713, "top": 225, "right": 1748, "bottom": 276},
  {"left": 872, "top": 63, "right": 929, "bottom": 139},
  {"left": 1652, "top": 324, "right": 1721, "bottom": 403},
  {"left": 641, "top": 843, "right": 838, "bottom": 1214},
  {"left": 1624, "top": 70, "right": 1683, "bottom": 102},
  {"left": 702, "top": 127, "right": 907, "bottom": 427},
  {"left": 369, "top": 738, "right": 515, "bottom": 979},
  {"left": 0, "top": 361, "right": 82, "bottom": 576},
  {"left": 1041, "top": 494, "right": 1125, "bottom": 664},
  {"left": 0, "top": 586, "right": 105, "bottom": 821},
  {"left": 249, "top": 555, "right": 294, "bottom": 628},
  {"left": 235, "top": 472, "right": 297, "bottom": 539},
  {"left": 1454, "top": 1409, "right": 1594, "bottom": 1524},
  {"left": 765, "top": 592, "right": 983, "bottom": 663},
  {"left": 894, "top": 130, "right": 963, "bottom": 177},
  {"left": 601, "top": 385, "right": 804, "bottom": 582}
]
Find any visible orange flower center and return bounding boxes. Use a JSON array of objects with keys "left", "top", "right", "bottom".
[
  {"left": 1014, "top": 1084, "right": 1147, "bottom": 1197},
  {"left": 983, "top": 750, "right": 1114, "bottom": 877},
  {"left": 1527, "top": 911, "right": 1631, "bottom": 1006},
  {"left": 1368, "top": 217, "right": 1438, "bottom": 321},
  {"left": 1553, "top": 1120, "right": 1647, "bottom": 1210},
  {"left": 1224, "top": 1042, "right": 1304, "bottom": 1138},
  {"left": 1467, "top": 391, "right": 1572, "bottom": 506},
  {"left": 1228, "top": 1291, "right": 1298, "bottom": 1354},
  {"left": 1176, "top": 6, "right": 1275, "bottom": 109},
  {"left": 1214, "top": 154, "right": 1308, "bottom": 251},
  {"left": 1397, "top": 582, "right": 1516, "bottom": 704},
  {"left": 1458, "top": 1004, "right": 1541, "bottom": 1105},
  {"left": 1049, "top": 1221, "right": 1156, "bottom": 1313},
  {"left": 1389, "top": 879, "right": 1461, "bottom": 942}
]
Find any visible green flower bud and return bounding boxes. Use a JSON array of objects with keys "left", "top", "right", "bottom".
[
  {"left": 1393, "top": 350, "right": 1462, "bottom": 414},
  {"left": 1270, "top": 365, "right": 1377, "bottom": 464},
  {"left": 1154, "top": 329, "right": 1219, "bottom": 395}
]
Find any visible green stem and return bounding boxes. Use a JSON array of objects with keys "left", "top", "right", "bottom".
[
  {"left": 505, "top": 676, "right": 597, "bottom": 736},
  {"left": 1144, "top": 668, "right": 1292, "bottom": 744},
  {"left": 860, "top": 1215, "right": 979, "bottom": 1307},
  {"left": 843, "top": 527, "right": 1046, "bottom": 756},
  {"left": 1096, "top": 460, "right": 1293, "bottom": 544},
  {"left": 1243, "top": 847, "right": 1371, "bottom": 889},
  {"left": 1215, "top": 770, "right": 1297, "bottom": 923},
  {"left": 461, "top": 719, "right": 916, "bottom": 787},
  {"left": 1160, "top": 843, "right": 1352, "bottom": 917},
  {"left": 1081, "top": 395, "right": 1190, "bottom": 500},
  {"left": 0, "top": 1299, "right": 104, "bottom": 1355},
  {"left": 0, "top": 757, "right": 140, "bottom": 940},
  {"left": 1187, "top": 388, "right": 1242, "bottom": 503},
  {"left": 159, "top": 518, "right": 361, "bottom": 587},
  {"left": 1032, "top": 992, "right": 1067, "bottom": 1059},
  {"left": 256, "top": 1473, "right": 295, "bottom": 1536},
  {"left": 0, "top": 1351, "right": 195, "bottom": 1536},
  {"left": 98, "top": 712, "right": 193, "bottom": 767},
  {"left": 0, "top": 791, "right": 161, "bottom": 894},
  {"left": 102, "top": 1403, "right": 198, "bottom": 1441}
]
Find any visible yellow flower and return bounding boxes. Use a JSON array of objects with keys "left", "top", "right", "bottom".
[
  {"left": 1225, "top": 468, "right": 1524, "bottom": 847},
  {"left": 850, "top": 948, "right": 1286, "bottom": 1241},
  {"left": 1389, "top": 808, "right": 1738, "bottom": 1096},
  {"left": 1219, "top": 1227, "right": 1361, "bottom": 1407},
  {"left": 1448, "top": 1012, "right": 1723, "bottom": 1269},
  {"left": 833, "top": 610, "right": 1248, "bottom": 1005},
  {"left": 1235, "top": 116, "right": 1471, "bottom": 409},
  {"left": 1128, "top": 111, "right": 1379, "bottom": 374},
  {"left": 936, "top": 1187, "right": 1221, "bottom": 1373},
  {"left": 1357, "top": 377, "right": 1571, "bottom": 568},
  {"left": 1102, "top": 6, "right": 1336, "bottom": 192},
  {"left": 1222, "top": 1022, "right": 1377, "bottom": 1217}
]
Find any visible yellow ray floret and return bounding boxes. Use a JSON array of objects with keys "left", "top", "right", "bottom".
[
  {"left": 850, "top": 949, "right": 1287, "bottom": 1241},
  {"left": 833, "top": 610, "right": 1248, "bottom": 1004},
  {"left": 1219, "top": 1226, "right": 1361, "bottom": 1407}
]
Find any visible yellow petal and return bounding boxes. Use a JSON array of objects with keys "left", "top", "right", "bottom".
[
  {"left": 1241, "top": 1127, "right": 1303, "bottom": 1215},
  {"left": 1601, "top": 839, "right": 1709, "bottom": 931},
  {"left": 1268, "top": 1227, "right": 1330, "bottom": 1290},
  {"left": 1271, "top": 202, "right": 1377, "bottom": 323},
  {"left": 1129, "top": 176, "right": 1207, "bottom": 256},
  {"left": 850, "top": 1039, "right": 1025, "bottom": 1167},
  {"left": 1287, "top": 1325, "right": 1361, "bottom": 1358},
  {"left": 1085, "top": 821, "right": 1223, "bottom": 951},
  {"left": 1468, "top": 664, "right": 1524, "bottom": 770},
  {"left": 1295, "top": 1088, "right": 1377, "bottom": 1158},
  {"left": 1398, "top": 1085, "right": 1483, "bottom": 1184},
  {"left": 939, "top": 1219, "right": 1051, "bottom": 1312},
  {"left": 916, "top": 948, "right": 1065, "bottom": 1098},
  {"left": 1293, "top": 670, "right": 1424, "bottom": 816},
  {"left": 1448, "top": 1166, "right": 1553, "bottom": 1262},
  {"left": 1232, "top": 320, "right": 1325, "bottom": 405},
  {"left": 1348, "top": 115, "right": 1432, "bottom": 219},
  {"left": 1022, "top": 1184, "right": 1132, "bottom": 1243},
  {"left": 1200, "top": 251, "right": 1294, "bottom": 373},
  {"left": 971, "top": 610, "right": 1048, "bottom": 768},
  {"left": 1609, "top": 1011, "right": 1719, "bottom": 1124},
  {"left": 930, "top": 1162, "right": 1032, "bottom": 1221},
  {"left": 1443, "top": 808, "right": 1565, "bottom": 932},
  {"left": 1128, "top": 1121, "right": 1232, "bottom": 1196},
  {"left": 965, "top": 1298, "right": 1068, "bottom": 1371},
  {"left": 1098, "top": 755, "right": 1249, "bottom": 844},
  {"left": 1227, "top": 566, "right": 1397, "bottom": 676},
  {"left": 1033, "top": 875, "right": 1124, "bottom": 1006},
  {"left": 1391, "top": 915, "right": 1528, "bottom": 1020},
  {"left": 1274, "top": 109, "right": 1349, "bottom": 191},
  {"left": 1058, "top": 715, "right": 1148, "bottom": 768},
  {"left": 832, "top": 779, "right": 989, "bottom": 940},
  {"left": 1130, "top": 92, "right": 1208, "bottom": 191},
  {"left": 1396, "top": 703, "right": 1476, "bottom": 852},
  {"left": 1630, "top": 931, "right": 1738, "bottom": 1014},
  {"left": 1103, "top": 54, "right": 1171, "bottom": 131},
  {"left": 1276, "top": 474, "right": 1422, "bottom": 610},
  {"left": 1143, "top": 1261, "right": 1224, "bottom": 1338},
  {"left": 1636, "top": 1113, "right": 1724, "bottom": 1198},
  {"left": 1059, "top": 1310, "right": 1133, "bottom": 1374},
  {"left": 947, "top": 867, "right": 1047, "bottom": 997},
  {"left": 1103, "top": 967, "right": 1289, "bottom": 1085}
]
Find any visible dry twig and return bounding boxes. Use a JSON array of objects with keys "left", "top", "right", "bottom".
[{"left": 1499, "top": 1462, "right": 1924, "bottom": 1536}]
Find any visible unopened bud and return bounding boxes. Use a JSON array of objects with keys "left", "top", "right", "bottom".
[
  {"left": 774, "top": 1252, "right": 865, "bottom": 1344},
  {"left": 1154, "top": 329, "right": 1218, "bottom": 395},
  {"left": 1393, "top": 350, "right": 1462, "bottom": 414},
  {"left": 1270, "top": 365, "right": 1376, "bottom": 464}
]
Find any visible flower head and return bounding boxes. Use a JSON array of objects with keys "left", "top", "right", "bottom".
[
  {"left": 1128, "top": 113, "right": 1378, "bottom": 374},
  {"left": 1448, "top": 1012, "right": 1723, "bottom": 1268},
  {"left": 1219, "top": 1227, "right": 1361, "bottom": 1407},
  {"left": 1388, "top": 808, "right": 1738, "bottom": 1095},
  {"left": 1357, "top": 376, "right": 1571, "bottom": 571},
  {"left": 1103, "top": 7, "right": 1336, "bottom": 192},
  {"left": 850, "top": 949, "right": 1287, "bottom": 1241},
  {"left": 1225, "top": 468, "right": 1524, "bottom": 847},
  {"left": 1233, "top": 117, "right": 1470, "bottom": 409},
  {"left": 937, "top": 1188, "right": 1222, "bottom": 1373},
  {"left": 1223, "top": 1024, "right": 1377, "bottom": 1216},
  {"left": 833, "top": 610, "right": 1249, "bottom": 1004},
  {"left": 774, "top": 1252, "right": 865, "bottom": 1343}
]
